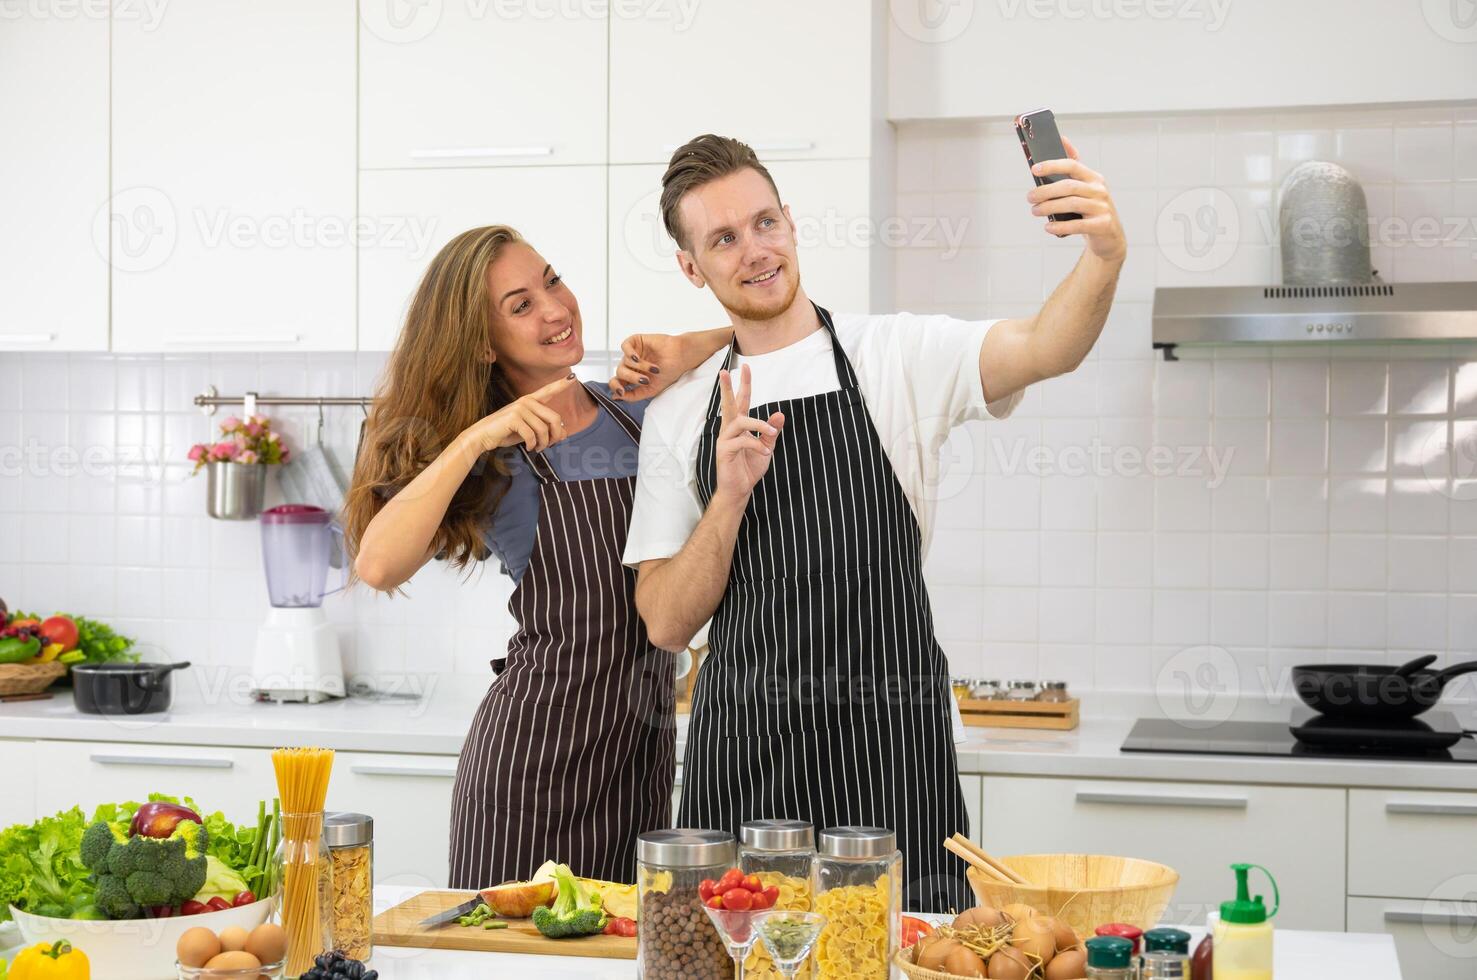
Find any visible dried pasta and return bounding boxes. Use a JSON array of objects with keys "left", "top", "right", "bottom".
[
  {"left": 814, "top": 874, "right": 891, "bottom": 980},
  {"left": 744, "top": 872, "right": 814, "bottom": 980},
  {"left": 273, "top": 747, "right": 335, "bottom": 976}
]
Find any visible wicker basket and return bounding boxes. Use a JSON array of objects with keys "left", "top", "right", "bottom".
[
  {"left": 967, "top": 853, "right": 1178, "bottom": 937},
  {"left": 0, "top": 660, "right": 67, "bottom": 697},
  {"left": 895, "top": 945, "right": 964, "bottom": 979}
]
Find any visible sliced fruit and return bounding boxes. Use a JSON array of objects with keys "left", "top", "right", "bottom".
[{"left": 478, "top": 880, "right": 556, "bottom": 918}]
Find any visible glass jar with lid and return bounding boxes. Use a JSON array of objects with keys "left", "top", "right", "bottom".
[
  {"left": 813, "top": 827, "right": 900, "bottom": 980},
  {"left": 1005, "top": 680, "right": 1039, "bottom": 701},
  {"left": 971, "top": 679, "right": 1003, "bottom": 700},
  {"left": 637, "top": 829, "right": 735, "bottom": 979},
  {"left": 1038, "top": 680, "right": 1071, "bottom": 703},
  {"left": 741, "top": 821, "right": 816, "bottom": 978},
  {"left": 323, "top": 812, "right": 373, "bottom": 962}
]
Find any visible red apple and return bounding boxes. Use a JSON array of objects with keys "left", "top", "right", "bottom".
[
  {"left": 129, "top": 802, "right": 203, "bottom": 839},
  {"left": 40, "top": 615, "right": 79, "bottom": 651}
]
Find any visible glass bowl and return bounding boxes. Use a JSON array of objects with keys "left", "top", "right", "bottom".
[{"left": 177, "top": 958, "right": 286, "bottom": 979}]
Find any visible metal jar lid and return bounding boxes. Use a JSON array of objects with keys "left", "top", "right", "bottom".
[
  {"left": 637, "top": 828, "right": 735, "bottom": 867},
  {"left": 324, "top": 811, "right": 373, "bottom": 848},
  {"left": 740, "top": 819, "right": 815, "bottom": 852},
  {"left": 819, "top": 826, "right": 895, "bottom": 859}
]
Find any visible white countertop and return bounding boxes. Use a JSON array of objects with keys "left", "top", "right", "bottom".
[
  {"left": 363, "top": 886, "right": 1403, "bottom": 979},
  {"left": 3, "top": 675, "right": 1476, "bottom": 791}
]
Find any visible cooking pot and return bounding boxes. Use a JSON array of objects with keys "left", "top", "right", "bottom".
[
  {"left": 1292, "top": 656, "right": 1477, "bottom": 722},
  {"left": 71, "top": 661, "right": 190, "bottom": 715}
]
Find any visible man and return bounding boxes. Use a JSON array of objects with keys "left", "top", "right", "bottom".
[{"left": 623, "top": 133, "right": 1124, "bottom": 912}]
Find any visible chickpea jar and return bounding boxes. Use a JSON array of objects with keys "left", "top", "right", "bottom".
[
  {"left": 740, "top": 820, "right": 816, "bottom": 979},
  {"left": 636, "top": 829, "right": 735, "bottom": 979}
]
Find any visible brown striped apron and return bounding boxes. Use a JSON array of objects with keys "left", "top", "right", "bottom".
[{"left": 448, "top": 386, "right": 675, "bottom": 887}]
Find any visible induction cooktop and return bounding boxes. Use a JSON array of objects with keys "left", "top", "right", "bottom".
[{"left": 1121, "top": 710, "right": 1477, "bottom": 763}]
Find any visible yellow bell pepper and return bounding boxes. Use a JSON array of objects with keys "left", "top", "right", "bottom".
[
  {"left": 10, "top": 940, "right": 89, "bottom": 980},
  {"left": 36, "top": 643, "right": 65, "bottom": 664}
]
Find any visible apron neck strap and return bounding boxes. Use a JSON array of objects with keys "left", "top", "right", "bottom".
[
  {"left": 704, "top": 302, "right": 854, "bottom": 419},
  {"left": 519, "top": 380, "right": 641, "bottom": 484},
  {"left": 518, "top": 444, "right": 560, "bottom": 483}
]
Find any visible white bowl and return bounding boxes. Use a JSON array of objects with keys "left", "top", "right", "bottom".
[{"left": 10, "top": 898, "right": 275, "bottom": 980}]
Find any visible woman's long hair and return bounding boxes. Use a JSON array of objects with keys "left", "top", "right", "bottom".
[{"left": 342, "top": 225, "right": 525, "bottom": 589}]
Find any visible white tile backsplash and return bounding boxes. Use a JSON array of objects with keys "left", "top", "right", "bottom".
[{"left": 902, "top": 102, "right": 1477, "bottom": 690}]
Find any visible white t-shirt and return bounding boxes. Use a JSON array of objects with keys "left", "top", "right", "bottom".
[{"left": 623, "top": 310, "right": 1023, "bottom": 569}]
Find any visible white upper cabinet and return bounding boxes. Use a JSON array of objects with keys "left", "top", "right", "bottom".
[
  {"left": 110, "top": 0, "right": 356, "bottom": 352},
  {"left": 0, "top": 12, "right": 108, "bottom": 351},
  {"left": 607, "top": 158, "right": 874, "bottom": 338},
  {"left": 609, "top": 0, "right": 873, "bottom": 164},
  {"left": 890, "top": 0, "right": 1477, "bottom": 119},
  {"left": 359, "top": 166, "right": 607, "bottom": 352},
  {"left": 359, "top": 2, "right": 607, "bottom": 169}
]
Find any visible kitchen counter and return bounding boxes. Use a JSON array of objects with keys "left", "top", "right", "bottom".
[
  {"left": 3, "top": 676, "right": 1475, "bottom": 792},
  {"left": 362, "top": 886, "right": 1404, "bottom": 979}
]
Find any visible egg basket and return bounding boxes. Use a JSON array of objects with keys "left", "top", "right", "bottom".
[
  {"left": 0, "top": 661, "right": 66, "bottom": 697},
  {"left": 895, "top": 945, "right": 968, "bottom": 979},
  {"left": 966, "top": 853, "right": 1179, "bottom": 938}
]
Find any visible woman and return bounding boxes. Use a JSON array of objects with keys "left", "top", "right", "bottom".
[{"left": 343, "top": 225, "right": 729, "bottom": 887}]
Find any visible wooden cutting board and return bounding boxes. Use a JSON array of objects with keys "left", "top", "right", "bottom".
[{"left": 373, "top": 889, "right": 637, "bottom": 960}]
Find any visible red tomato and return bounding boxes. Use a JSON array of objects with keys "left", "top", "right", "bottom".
[
  {"left": 902, "top": 916, "right": 934, "bottom": 949},
  {"left": 748, "top": 889, "right": 773, "bottom": 911},
  {"left": 717, "top": 868, "right": 744, "bottom": 891},
  {"left": 721, "top": 887, "right": 752, "bottom": 911},
  {"left": 761, "top": 885, "right": 780, "bottom": 908},
  {"left": 231, "top": 890, "right": 256, "bottom": 907},
  {"left": 180, "top": 901, "right": 208, "bottom": 916},
  {"left": 741, "top": 874, "right": 763, "bottom": 893},
  {"left": 698, "top": 879, "right": 717, "bottom": 901},
  {"left": 617, "top": 917, "right": 637, "bottom": 938},
  {"left": 705, "top": 895, "right": 725, "bottom": 910},
  {"left": 206, "top": 896, "right": 231, "bottom": 912}
]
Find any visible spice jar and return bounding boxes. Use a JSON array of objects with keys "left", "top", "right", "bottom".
[
  {"left": 637, "top": 829, "right": 735, "bottom": 979},
  {"left": 740, "top": 820, "right": 816, "bottom": 979},
  {"left": 971, "top": 679, "right": 1003, "bottom": 699},
  {"left": 1005, "top": 680, "right": 1039, "bottom": 701},
  {"left": 1039, "top": 680, "right": 1071, "bottom": 702},
  {"left": 1095, "top": 922, "right": 1144, "bottom": 954},
  {"left": 1085, "top": 935, "right": 1136, "bottom": 979},
  {"left": 951, "top": 678, "right": 972, "bottom": 701},
  {"left": 1141, "top": 949, "right": 1191, "bottom": 978},
  {"left": 323, "top": 812, "right": 373, "bottom": 962},
  {"left": 813, "top": 827, "right": 900, "bottom": 980}
]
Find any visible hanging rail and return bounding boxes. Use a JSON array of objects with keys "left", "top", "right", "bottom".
[{"left": 194, "top": 385, "right": 373, "bottom": 416}]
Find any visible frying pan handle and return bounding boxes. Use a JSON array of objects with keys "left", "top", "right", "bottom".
[{"left": 1432, "top": 660, "right": 1477, "bottom": 690}]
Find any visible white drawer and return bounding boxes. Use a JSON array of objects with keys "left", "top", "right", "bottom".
[
  {"left": 35, "top": 741, "right": 276, "bottom": 826},
  {"left": 1348, "top": 896, "right": 1477, "bottom": 980},
  {"left": 331, "top": 751, "right": 457, "bottom": 890},
  {"left": 980, "top": 776, "right": 1345, "bottom": 931},
  {"left": 1350, "top": 789, "right": 1477, "bottom": 901},
  {"left": 0, "top": 739, "right": 37, "bottom": 826}
]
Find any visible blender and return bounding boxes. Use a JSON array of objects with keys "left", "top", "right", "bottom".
[{"left": 250, "top": 504, "right": 347, "bottom": 703}]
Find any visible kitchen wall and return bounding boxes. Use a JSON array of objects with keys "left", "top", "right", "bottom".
[{"left": 904, "top": 102, "right": 1477, "bottom": 704}]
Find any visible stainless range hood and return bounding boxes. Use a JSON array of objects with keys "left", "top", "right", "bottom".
[{"left": 1151, "top": 281, "right": 1477, "bottom": 360}]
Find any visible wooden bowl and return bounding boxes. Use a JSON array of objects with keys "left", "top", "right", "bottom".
[
  {"left": 966, "top": 853, "right": 1178, "bottom": 937},
  {"left": 0, "top": 661, "right": 66, "bottom": 697}
]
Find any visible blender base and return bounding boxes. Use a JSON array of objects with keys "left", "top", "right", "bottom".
[{"left": 250, "top": 606, "right": 346, "bottom": 704}]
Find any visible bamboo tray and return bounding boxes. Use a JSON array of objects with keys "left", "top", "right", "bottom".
[
  {"left": 373, "top": 889, "right": 636, "bottom": 960},
  {"left": 957, "top": 697, "right": 1079, "bottom": 730}
]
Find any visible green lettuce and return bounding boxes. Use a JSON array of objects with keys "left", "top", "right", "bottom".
[{"left": 0, "top": 805, "right": 96, "bottom": 921}]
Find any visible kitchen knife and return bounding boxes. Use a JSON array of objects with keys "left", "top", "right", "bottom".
[{"left": 418, "top": 895, "right": 485, "bottom": 929}]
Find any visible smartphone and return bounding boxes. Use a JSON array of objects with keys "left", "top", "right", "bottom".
[{"left": 1014, "top": 108, "right": 1081, "bottom": 223}]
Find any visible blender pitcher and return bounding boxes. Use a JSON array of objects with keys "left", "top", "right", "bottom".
[
  {"left": 260, "top": 504, "right": 347, "bottom": 607},
  {"left": 252, "top": 505, "right": 347, "bottom": 703}
]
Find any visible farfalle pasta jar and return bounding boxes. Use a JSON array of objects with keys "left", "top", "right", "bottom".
[
  {"left": 813, "top": 826, "right": 900, "bottom": 980},
  {"left": 740, "top": 820, "right": 816, "bottom": 979}
]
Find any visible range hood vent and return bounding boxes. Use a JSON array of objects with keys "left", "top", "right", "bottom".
[{"left": 1152, "top": 281, "right": 1477, "bottom": 360}]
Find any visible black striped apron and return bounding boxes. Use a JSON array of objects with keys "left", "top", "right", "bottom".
[
  {"left": 677, "top": 304, "right": 971, "bottom": 914},
  {"left": 449, "top": 386, "right": 675, "bottom": 887}
]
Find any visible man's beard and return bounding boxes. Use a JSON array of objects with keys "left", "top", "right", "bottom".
[{"left": 718, "top": 266, "right": 800, "bottom": 322}]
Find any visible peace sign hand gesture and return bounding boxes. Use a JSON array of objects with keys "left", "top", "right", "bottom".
[{"left": 713, "top": 364, "right": 785, "bottom": 504}]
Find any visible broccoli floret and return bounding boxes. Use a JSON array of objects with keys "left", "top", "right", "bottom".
[
  {"left": 531, "top": 864, "right": 607, "bottom": 939},
  {"left": 80, "top": 821, "right": 124, "bottom": 873},
  {"left": 87, "top": 818, "right": 208, "bottom": 918}
]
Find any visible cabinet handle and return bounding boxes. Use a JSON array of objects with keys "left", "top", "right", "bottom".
[
  {"left": 409, "top": 146, "right": 554, "bottom": 160},
  {"left": 90, "top": 754, "right": 233, "bottom": 769},
  {"left": 1386, "top": 801, "right": 1477, "bottom": 817},
  {"left": 1075, "top": 790, "right": 1248, "bottom": 809},
  {"left": 1385, "top": 909, "right": 1477, "bottom": 927},
  {"left": 164, "top": 334, "right": 300, "bottom": 346},
  {"left": 350, "top": 764, "right": 457, "bottom": 779},
  {"left": 0, "top": 333, "right": 55, "bottom": 344}
]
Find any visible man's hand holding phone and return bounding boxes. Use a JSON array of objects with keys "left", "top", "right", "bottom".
[{"left": 1027, "top": 137, "right": 1126, "bottom": 264}]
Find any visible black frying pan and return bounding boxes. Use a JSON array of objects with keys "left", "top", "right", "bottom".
[{"left": 1293, "top": 656, "right": 1477, "bottom": 721}]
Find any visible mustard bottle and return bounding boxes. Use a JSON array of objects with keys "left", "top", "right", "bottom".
[{"left": 1212, "top": 862, "right": 1280, "bottom": 979}]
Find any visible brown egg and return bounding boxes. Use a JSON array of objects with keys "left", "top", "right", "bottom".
[
  {"left": 175, "top": 926, "right": 221, "bottom": 968},
  {"left": 1044, "top": 947, "right": 1087, "bottom": 979},
  {"left": 1002, "top": 902, "right": 1038, "bottom": 923},
  {"left": 953, "top": 905, "right": 1008, "bottom": 931},
  {"left": 244, "top": 922, "right": 288, "bottom": 966},
  {"left": 987, "top": 945, "right": 1033, "bottom": 980},
  {"left": 217, "top": 925, "right": 250, "bottom": 952},
  {"left": 917, "top": 938, "right": 966, "bottom": 971},
  {"left": 204, "top": 950, "right": 262, "bottom": 970},
  {"left": 943, "top": 945, "right": 988, "bottom": 977},
  {"left": 1040, "top": 915, "right": 1079, "bottom": 952},
  {"left": 1011, "top": 916, "right": 1057, "bottom": 965}
]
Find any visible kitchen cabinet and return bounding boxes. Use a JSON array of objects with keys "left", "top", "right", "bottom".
[
  {"left": 1348, "top": 897, "right": 1477, "bottom": 980},
  {"left": 607, "top": 159, "right": 875, "bottom": 337},
  {"left": 608, "top": 0, "right": 872, "bottom": 165},
  {"left": 34, "top": 741, "right": 277, "bottom": 821},
  {"left": 359, "top": 166, "right": 607, "bottom": 352},
  {"left": 889, "top": 0, "right": 1477, "bottom": 119},
  {"left": 0, "top": 14, "right": 108, "bottom": 351},
  {"left": 979, "top": 776, "right": 1345, "bottom": 931},
  {"left": 1349, "top": 789, "right": 1477, "bottom": 903},
  {"left": 331, "top": 752, "right": 457, "bottom": 889},
  {"left": 0, "top": 740, "right": 37, "bottom": 828},
  {"left": 110, "top": 0, "right": 356, "bottom": 352},
  {"left": 359, "top": 1, "right": 606, "bottom": 170}
]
